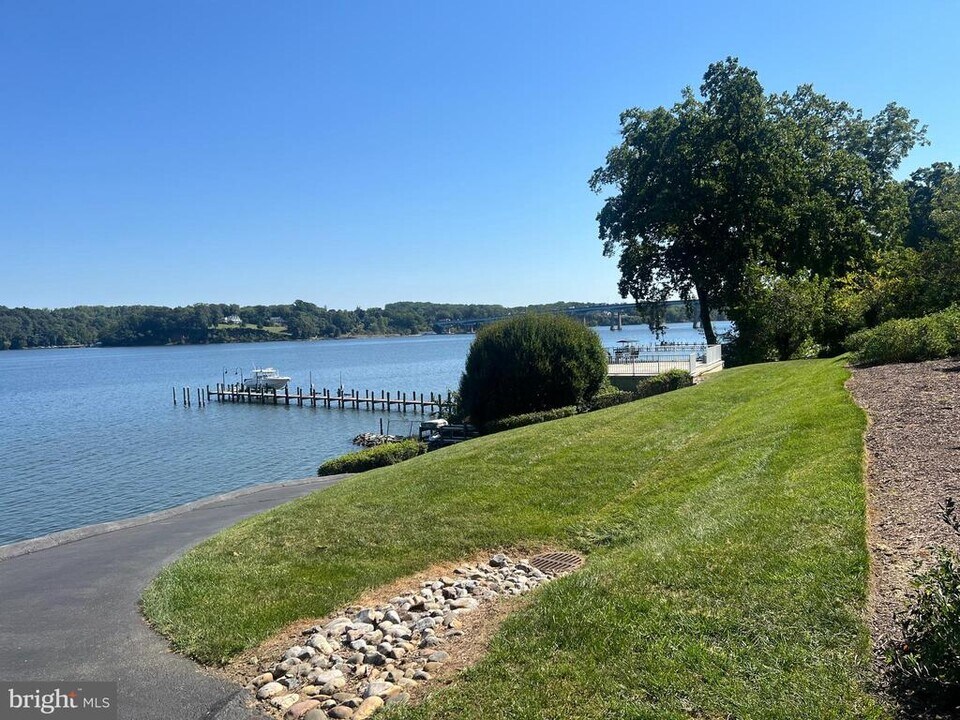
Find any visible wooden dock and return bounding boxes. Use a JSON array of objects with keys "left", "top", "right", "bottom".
[{"left": 172, "top": 384, "right": 454, "bottom": 414}]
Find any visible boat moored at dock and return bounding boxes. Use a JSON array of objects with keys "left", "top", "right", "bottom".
[{"left": 242, "top": 367, "right": 291, "bottom": 390}]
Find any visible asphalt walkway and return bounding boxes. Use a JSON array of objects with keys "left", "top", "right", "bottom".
[{"left": 0, "top": 475, "right": 347, "bottom": 720}]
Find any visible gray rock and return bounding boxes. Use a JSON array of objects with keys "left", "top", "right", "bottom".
[
  {"left": 270, "top": 692, "right": 299, "bottom": 711},
  {"left": 427, "top": 650, "right": 450, "bottom": 663},
  {"left": 308, "top": 669, "right": 344, "bottom": 686},
  {"left": 362, "top": 681, "right": 396, "bottom": 699},
  {"left": 306, "top": 634, "right": 335, "bottom": 654},
  {"left": 257, "top": 681, "right": 286, "bottom": 699},
  {"left": 356, "top": 609, "right": 383, "bottom": 625},
  {"left": 328, "top": 707, "right": 354, "bottom": 719},
  {"left": 413, "top": 617, "right": 437, "bottom": 632},
  {"left": 363, "top": 651, "right": 387, "bottom": 666}
]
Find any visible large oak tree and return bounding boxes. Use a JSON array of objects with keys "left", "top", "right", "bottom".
[{"left": 590, "top": 58, "right": 925, "bottom": 345}]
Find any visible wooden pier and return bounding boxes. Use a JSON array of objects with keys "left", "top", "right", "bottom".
[{"left": 174, "top": 384, "right": 454, "bottom": 414}]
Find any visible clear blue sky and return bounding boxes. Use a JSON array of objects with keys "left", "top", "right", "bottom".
[{"left": 1, "top": 1, "right": 957, "bottom": 309}]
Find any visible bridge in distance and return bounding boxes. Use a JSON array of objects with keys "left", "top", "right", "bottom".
[{"left": 432, "top": 300, "right": 697, "bottom": 332}]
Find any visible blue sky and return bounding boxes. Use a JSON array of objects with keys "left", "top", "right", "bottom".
[{"left": 1, "top": 1, "right": 958, "bottom": 309}]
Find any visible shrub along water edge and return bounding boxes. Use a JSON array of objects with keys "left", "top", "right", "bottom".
[
  {"left": 458, "top": 314, "right": 608, "bottom": 426},
  {"left": 318, "top": 439, "right": 425, "bottom": 476}
]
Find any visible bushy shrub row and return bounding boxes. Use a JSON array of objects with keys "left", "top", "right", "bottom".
[
  {"left": 845, "top": 305, "right": 960, "bottom": 365},
  {"left": 482, "top": 370, "right": 695, "bottom": 435},
  {"left": 580, "top": 391, "right": 637, "bottom": 412},
  {"left": 317, "top": 439, "right": 425, "bottom": 476},
  {"left": 636, "top": 369, "right": 694, "bottom": 397},
  {"left": 482, "top": 406, "right": 578, "bottom": 434}
]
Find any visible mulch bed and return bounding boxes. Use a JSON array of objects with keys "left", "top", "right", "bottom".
[{"left": 847, "top": 358, "right": 960, "bottom": 713}]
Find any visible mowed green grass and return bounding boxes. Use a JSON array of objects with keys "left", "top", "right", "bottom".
[{"left": 142, "top": 358, "right": 886, "bottom": 719}]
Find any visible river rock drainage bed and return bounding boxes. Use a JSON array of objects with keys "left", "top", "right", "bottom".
[{"left": 249, "top": 552, "right": 580, "bottom": 720}]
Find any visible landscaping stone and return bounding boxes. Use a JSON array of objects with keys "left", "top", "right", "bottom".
[
  {"left": 285, "top": 699, "right": 321, "bottom": 720},
  {"left": 353, "top": 697, "right": 384, "bottom": 720},
  {"left": 247, "top": 554, "right": 576, "bottom": 719},
  {"left": 257, "top": 681, "right": 286, "bottom": 699}
]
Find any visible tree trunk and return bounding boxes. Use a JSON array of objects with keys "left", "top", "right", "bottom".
[{"left": 695, "top": 286, "right": 718, "bottom": 345}]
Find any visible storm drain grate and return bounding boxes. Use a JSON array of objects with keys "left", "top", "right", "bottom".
[{"left": 530, "top": 551, "right": 583, "bottom": 575}]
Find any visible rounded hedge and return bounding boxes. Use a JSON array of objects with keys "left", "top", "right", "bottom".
[{"left": 458, "top": 314, "right": 608, "bottom": 425}]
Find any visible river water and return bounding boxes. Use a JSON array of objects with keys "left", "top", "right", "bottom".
[{"left": 0, "top": 322, "right": 728, "bottom": 545}]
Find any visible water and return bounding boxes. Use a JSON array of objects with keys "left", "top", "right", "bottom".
[{"left": 0, "top": 322, "right": 728, "bottom": 545}]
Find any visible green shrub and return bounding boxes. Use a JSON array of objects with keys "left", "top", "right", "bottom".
[
  {"left": 887, "top": 499, "right": 960, "bottom": 708},
  {"left": 581, "top": 391, "right": 637, "bottom": 412},
  {"left": 318, "top": 439, "right": 424, "bottom": 476},
  {"left": 458, "top": 314, "right": 608, "bottom": 425},
  {"left": 846, "top": 306, "right": 960, "bottom": 365},
  {"left": 482, "top": 406, "right": 578, "bottom": 434},
  {"left": 636, "top": 369, "right": 694, "bottom": 398}
]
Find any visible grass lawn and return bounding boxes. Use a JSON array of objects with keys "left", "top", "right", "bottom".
[{"left": 142, "top": 358, "right": 886, "bottom": 718}]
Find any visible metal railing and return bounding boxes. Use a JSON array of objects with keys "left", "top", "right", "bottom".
[{"left": 606, "top": 344, "right": 722, "bottom": 375}]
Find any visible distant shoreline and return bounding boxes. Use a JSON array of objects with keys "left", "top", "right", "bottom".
[{"left": 1, "top": 322, "right": 691, "bottom": 352}]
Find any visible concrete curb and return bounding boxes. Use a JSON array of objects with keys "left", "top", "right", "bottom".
[{"left": 0, "top": 475, "right": 346, "bottom": 563}]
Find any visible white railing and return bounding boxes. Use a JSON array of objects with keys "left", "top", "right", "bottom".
[{"left": 605, "top": 344, "right": 722, "bottom": 375}]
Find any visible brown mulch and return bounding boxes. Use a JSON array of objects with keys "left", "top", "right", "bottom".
[{"left": 847, "top": 358, "right": 960, "bottom": 702}]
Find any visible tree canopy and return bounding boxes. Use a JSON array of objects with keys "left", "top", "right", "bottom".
[{"left": 590, "top": 57, "right": 926, "bottom": 345}]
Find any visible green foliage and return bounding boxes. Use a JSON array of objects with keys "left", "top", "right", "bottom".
[
  {"left": 580, "top": 390, "right": 637, "bottom": 412},
  {"left": 727, "top": 272, "right": 829, "bottom": 363},
  {"left": 0, "top": 299, "right": 715, "bottom": 350},
  {"left": 143, "top": 359, "right": 884, "bottom": 717},
  {"left": 458, "top": 314, "right": 608, "bottom": 425},
  {"left": 317, "top": 439, "right": 424, "bottom": 476},
  {"left": 635, "top": 369, "right": 694, "bottom": 397},
  {"left": 887, "top": 499, "right": 960, "bottom": 708},
  {"left": 845, "top": 306, "right": 960, "bottom": 365},
  {"left": 481, "top": 406, "right": 578, "bottom": 434},
  {"left": 590, "top": 57, "right": 924, "bottom": 346}
]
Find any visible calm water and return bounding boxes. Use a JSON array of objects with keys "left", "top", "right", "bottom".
[{"left": 0, "top": 322, "right": 728, "bottom": 545}]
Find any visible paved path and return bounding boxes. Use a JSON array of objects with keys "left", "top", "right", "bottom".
[{"left": 0, "top": 476, "right": 347, "bottom": 720}]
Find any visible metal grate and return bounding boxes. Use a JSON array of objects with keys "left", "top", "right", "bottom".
[{"left": 530, "top": 551, "right": 583, "bottom": 575}]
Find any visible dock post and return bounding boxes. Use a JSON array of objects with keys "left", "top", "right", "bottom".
[
  {"left": 284, "top": 386, "right": 289, "bottom": 405},
  {"left": 380, "top": 417, "right": 384, "bottom": 434},
  {"left": 386, "top": 391, "right": 391, "bottom": 411},
  {"left": 197, "top": 387, "right": 202, "bottom": 406},
  {"left": 173, "top": 387, "right": 177, "bottom": 406}
]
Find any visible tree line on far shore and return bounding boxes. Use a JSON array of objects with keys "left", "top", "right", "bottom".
[{"left": 0, "top": 299, "right": 715, "bottom": 350}]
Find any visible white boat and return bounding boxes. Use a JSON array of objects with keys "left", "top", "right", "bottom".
[{"left": 243, "top": 367, "right": 291, "bottom": 390}]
